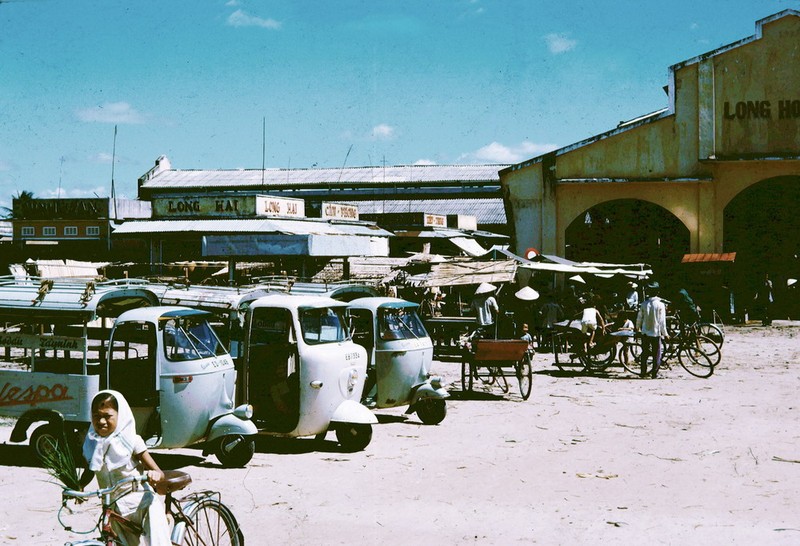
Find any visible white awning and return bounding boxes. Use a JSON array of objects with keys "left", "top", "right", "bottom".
[{"left": 449, "top": 237, "right": 488, "bottom": 257}]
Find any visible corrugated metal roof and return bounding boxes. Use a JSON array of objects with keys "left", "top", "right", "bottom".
[
  {"left": 112, "top": 218, "right": 392, "bottom": 237},
  {"left": 357, "top": 198, "right": 506, "bottom": 225},
  {"left": 140, "top": 164, "right": 508, "bottom": 189}
]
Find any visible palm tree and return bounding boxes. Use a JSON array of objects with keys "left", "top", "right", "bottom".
[{"left": 2, "top": 190, "right": 35, "bottom": 219}]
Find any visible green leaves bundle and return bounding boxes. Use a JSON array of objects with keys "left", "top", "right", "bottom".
[{"left": 40, "top": 437, "right": 82, "bottom": 491}]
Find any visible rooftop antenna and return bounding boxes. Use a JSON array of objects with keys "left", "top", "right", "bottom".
[
  {"left": 110, "top": 125, "right": 118, "bottom": 219},
  {"left": 57, "top": 156, "right": 65, "bottom": 200},
  {"left": 261, "top": 117, "right": 266, "bottom": 188},
  {"left": 337, "top": 144, "right": 353, "bottom": 184}
]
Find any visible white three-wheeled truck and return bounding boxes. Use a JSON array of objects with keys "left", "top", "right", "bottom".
[
  {"left": 347, "top": 297, "right": 448, "bottom": 425},
  {"left": 0, "top": 277, "right": 257, "bottom": 467},
  {"left": 157, "top": 285, "right": 377, "bottom": 451}
]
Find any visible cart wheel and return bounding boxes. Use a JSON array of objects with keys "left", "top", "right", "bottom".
[
  {"left": 517, "top": 352, "right": 533, "bottom": 400},
  {"left": 552, "top": 334, "right": 565, "bottom": 371},
  {"left": 336, "top": 423, "right": 372, "bottom": 452},
  {"left": 416, "top": 398, "right": 447, "bottom": 425},
  {"left": 214, "top": 434, "right": 255, "bottom": 468},
  {"left": 461, "top": 359, "right": 474, "bottom": 392}
]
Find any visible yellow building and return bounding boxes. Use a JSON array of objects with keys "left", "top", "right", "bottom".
[{"left": 501, "top": 10, "right": 799, "bottom": 302}]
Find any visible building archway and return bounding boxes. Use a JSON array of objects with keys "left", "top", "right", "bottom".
[
  {"left": 565, "top": 199, "right": 689, "bottom": 270},
  {"left": 724, "top": 175, "right": 800, "bottom": 304}
]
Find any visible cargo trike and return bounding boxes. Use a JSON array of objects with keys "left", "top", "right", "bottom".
[{"left": 348, "top": 297, "right": 448, "bottom": 425}]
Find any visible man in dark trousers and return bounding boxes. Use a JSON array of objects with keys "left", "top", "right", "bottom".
[{"left": 636, "top": 281, "right": 668, "bottom": 379}]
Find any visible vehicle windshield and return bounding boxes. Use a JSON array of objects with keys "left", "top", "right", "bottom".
[
  {"left": 162, "top": 316, "right": 227, "bottom": 361},
  {"left": 378, "top": 307, "right": 427, "bottom": 341},
  {"left": 300, "top": 306, "right": 350, "bottom": 345}
]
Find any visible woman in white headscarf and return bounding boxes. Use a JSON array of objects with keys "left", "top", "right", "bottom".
[{"left": 81, "top": 390, "right": 170, "bottom": 546}]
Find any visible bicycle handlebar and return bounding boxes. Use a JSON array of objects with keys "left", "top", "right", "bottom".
[{"left": 62, "top": 474, "right": 148, "bottom": 502}]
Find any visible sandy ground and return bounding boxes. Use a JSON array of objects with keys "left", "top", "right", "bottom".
[{"left": 1, "top": 321, "right": 799, "bottom": 545}]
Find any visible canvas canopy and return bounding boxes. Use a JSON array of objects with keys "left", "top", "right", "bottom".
[{"left": 401, "top": 259, "right": 518, "bottom": 288}]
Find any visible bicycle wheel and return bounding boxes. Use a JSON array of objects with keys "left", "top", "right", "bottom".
[
  {"left": 517, "top": 352, "right": 533, "bottom": 400},
  {"left": 482, "top": 366, "right": 497, "bottom": 385},
  {"left": 694, "top": 334, "right": 721, "bottom": 366},
  {"left": 494, "top": 367, "right": 510, "bottom": 393},
  {"left": 584, "top": 341, "right": 617, "bottom": 373},
  {"left": 697, "top": 323, "right": 724, "bottom": 346},
  {"left": 678, "top": 345, "right": 715, "bottom": 378},
  {"left": 173, "top": 495, "right": 243, "bottom": 546},
  {"left": 620, "top": 339, "right": 643, "bottom": 376}
]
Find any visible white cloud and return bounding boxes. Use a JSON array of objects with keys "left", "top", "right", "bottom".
[
  {"left": 90, "top": 152, "right": 115, "bottom": 165},
  {"left": 371, "top": 124, "right": 396, "bottom": 140},
  {"left": 76, "top": 102, "right": 146, "bottom": 124},
  {"left": 413, "top": 159, "right": 437, "bottom": 166},
  {"left": 544, "top": 33, "right": 577, "bottom": 54},
  {"left": 225, "top": 0, "right": 240, "bottom": 6},
  {"left": 227, "top": 9, "right": 281, "bottom": 29},
  {"left": 467, "top": 141, "right": 559, "bottom": 163},
  {"left": 0, "top": 159, "right": 10, "bottom": 172}
]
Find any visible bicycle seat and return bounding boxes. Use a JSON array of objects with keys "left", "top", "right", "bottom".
[{"left": 155, "top": 470, "right": 192, "bottom": 495}]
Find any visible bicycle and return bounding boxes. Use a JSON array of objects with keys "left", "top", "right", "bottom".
[
  {"left": 59, "top": 471, "right": 244, "bottom": 546},
  {"left": 550, "top": 318, "right": 618, "bottom": 375},
  {"left": 638, "top": 315, "right": 719, "bottom": 378}
]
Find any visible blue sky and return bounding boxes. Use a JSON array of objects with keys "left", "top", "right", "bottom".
[{"left": 1, "top": 0, "right": 797, "bottom": 210}]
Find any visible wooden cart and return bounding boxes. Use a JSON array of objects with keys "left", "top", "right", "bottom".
[{"left": 461, "top": 339, "right": 533, "bottom": 400}]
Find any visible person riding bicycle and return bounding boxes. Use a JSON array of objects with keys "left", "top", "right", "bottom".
[{"left": 80, "top": 390, "right": 171, "bottom": 546}]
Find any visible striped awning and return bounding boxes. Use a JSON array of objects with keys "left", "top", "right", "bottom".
[{"left": 681, "top": 253, "right": 737, "bottom": 263}]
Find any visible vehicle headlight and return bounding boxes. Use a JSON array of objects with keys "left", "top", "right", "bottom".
[{"left": 233, "top": 404, "right": 254, "bottom": 420}]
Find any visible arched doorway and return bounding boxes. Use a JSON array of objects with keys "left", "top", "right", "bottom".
[
  {"left": 724, "top": 176, "right": 800, "bottom": 318},
  {"left": 565, "top": 199, "right": 689, "bottom": 271}
]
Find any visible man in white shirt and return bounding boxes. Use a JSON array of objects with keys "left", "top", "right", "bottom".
[{"left": 636, "top": 281, "right": 668, "bottom": 378}]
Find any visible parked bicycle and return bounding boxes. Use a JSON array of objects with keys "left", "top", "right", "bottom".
[
  {"left": 625, "top": 313, "right": 720, "bottom": 379},
  {"left": 59, "top": 471, "right": 243, "bottom": 545},
  {"left": 550, "top": 318, "right": 618, "bottom": 374}
]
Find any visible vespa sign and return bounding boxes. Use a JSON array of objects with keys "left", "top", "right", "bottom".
[{"left": 0, "top": 369, "right": 97, "bottom": 420}]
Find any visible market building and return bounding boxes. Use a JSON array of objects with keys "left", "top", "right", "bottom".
[
  {"left": 136, "top": 157, "right": 509, "bottom": 235},
  {"left": 8, "top": 197, "right": 151, "bottom": 264},
  {"left": 501, "top": 10, "right": 800, "bottom": 311},
  {"left": 120, "top": 157, "right": 511, "bottom": 280}
]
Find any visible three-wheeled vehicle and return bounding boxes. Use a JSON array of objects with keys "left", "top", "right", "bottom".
[
  {"left": 240, "top": 294, "right": 377, "bottom": 451},
  {"left": 0, "top": 277, "right": 257, "bottom": 467},
  {"left": 347, "top": 297, "right": 448, "bottom": 425},
  {"left": 108, "top": 306, "right": 257, "bottom": 467},
  {"left": 157, "top": 285, "right": 378, "bottom": 451}
]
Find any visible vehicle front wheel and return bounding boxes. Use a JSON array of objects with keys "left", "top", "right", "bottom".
[
  {"left": 336, "top": 423, "right": 372, "bottom": 452},
  {"left": 213, "top": 435, "right": 255, "bottom": 468},
  {"left": 416, "top": 398, "right": 447, "bottom": 425},
  {"left": 30, "top": 423, "right": 80, "bottom": 464}
]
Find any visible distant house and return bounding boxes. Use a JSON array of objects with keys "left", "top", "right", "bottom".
[{"left": 10, "top": 197, "right": 151, "bottom": 262}]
